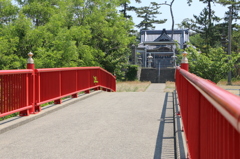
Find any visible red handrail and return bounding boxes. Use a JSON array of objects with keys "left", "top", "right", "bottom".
[
  {"left": 0, "top": 67, "right": 116, "bottom": 118},
  {"left": 176, "top": 66, "right": 240, "bottom": 159},
  {"left": 36, "top": 67, "right": 102, "bottom": 72},
  {"left": 0, "top": 69, "right": 33, "bottom": 75},
  {"left": 179, "top": 67, "right": 240, "bottom": 132}
]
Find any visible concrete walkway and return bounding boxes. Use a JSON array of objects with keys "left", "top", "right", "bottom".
[{"left": 0, "top": 84, "right": 176, "bottom": 159}]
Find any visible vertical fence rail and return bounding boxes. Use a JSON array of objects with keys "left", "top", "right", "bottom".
[
  {"left": 35, "top": 67, "right": 115, "bottom": 107},
  {"left": 176, "top": 66, "right": 240, "bottom": 159},
  {"left": 0, "top": 70, "right": 34, "bottom": 117},
  {"left": 0, "top": 67, "right": 116, "bottom": 118}
]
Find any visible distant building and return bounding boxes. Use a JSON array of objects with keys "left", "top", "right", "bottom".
[{"left": 135, "top": 29, "right": 189, "bottom": 68}]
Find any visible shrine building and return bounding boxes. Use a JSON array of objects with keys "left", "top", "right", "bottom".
[{"left": 134, "top": 29, "right": 189, "bottom": 68}]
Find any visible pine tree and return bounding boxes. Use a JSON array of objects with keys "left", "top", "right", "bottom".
[
  {"left": 218, "top": 0, "right": 240, "bottom": 54},
  {"left": 135, "top": 2, "right": 166, "bottom": 30},
  {"left": 119, "top": 0, "right": 141, "bottom": 18},
  {"left": 218, "top": 0, "right": 240, "bottom": 22},
  {"left": 181, "top": 1, "right": 221, "bottom": 54}
]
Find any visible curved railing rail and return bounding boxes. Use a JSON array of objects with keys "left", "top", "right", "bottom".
[
  {"left": 0, "top": 67, "right": 116, "bottom": 118},
  {"left": 176, "top": 66, "right": 240, "bottom": 159}
]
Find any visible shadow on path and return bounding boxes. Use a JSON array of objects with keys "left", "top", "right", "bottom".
[
  {"left": 153, "top": 91, "right": 187, "bottom": 159},
  {"left": 153, "top": 92, "right": 175, "bottom": 159}
]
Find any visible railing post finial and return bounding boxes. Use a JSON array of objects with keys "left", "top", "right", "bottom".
[
  {"left": 181, "top": 51, "right": 188, "bottom": 63},
  {"left": 27, "top": 52, "right": 34, "bottom": 64},
  {"left": 181, "top": 51, "right": 189, "bottom": 71},
  {"left": 27, "top": 52, "right": 35, "bottom": 69}
]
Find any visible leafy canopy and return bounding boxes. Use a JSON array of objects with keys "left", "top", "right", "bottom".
[
  {"left": 0, "top": 0, "right": 136, "bottom": 80},
  {"left": 135, "top": 2, "right": 166, "bottom": 30},
  {"left": 183, "top": 45, "right": 240, "bottom": 83}
]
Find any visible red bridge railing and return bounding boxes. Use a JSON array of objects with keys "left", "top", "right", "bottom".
[
  {"left": 0, "top": 69, "right": 34, "bottom": 117},
  {"left": 176, "top": 59, "right": 240, "bottom": 158},
  {"left": 0, "top": 54, "right": 116, "bottom": 118}
]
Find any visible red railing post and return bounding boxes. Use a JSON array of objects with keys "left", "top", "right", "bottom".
[
  {"left": 54, "top": 71, "right": 62, "bottom": 104},
  {"left": 113, "top": 75, "right": 116, "bottom": 92},
  {"left": 20, "top": 52, "right": 36, "bottom": 116},
  {"left": 181, "top": 51, "right": 189, "bottom": 71},
  {"left": 0, "top": 65, "right": 116, "bottom": 118},
  {"left": 179, "top": 51, "right": 191, "bottom": 158}
]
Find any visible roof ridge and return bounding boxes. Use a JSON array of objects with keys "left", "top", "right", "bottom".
[{"left": 154, "top": 30, "right": 173, "bottom": 42}]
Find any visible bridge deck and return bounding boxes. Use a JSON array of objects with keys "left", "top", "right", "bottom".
[{"left": 0, "top": 84, "right": 177, "bottom": 159}]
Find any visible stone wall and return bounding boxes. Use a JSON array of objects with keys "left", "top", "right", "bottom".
[{"left": 140, "top": 68, "right": 175, "bottom": 83}]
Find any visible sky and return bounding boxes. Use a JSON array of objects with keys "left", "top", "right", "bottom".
[{"left": 129, "top": 0, "right": 229, "bottom": 30}]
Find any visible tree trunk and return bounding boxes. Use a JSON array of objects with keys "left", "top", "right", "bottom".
[{"left": 170, "top": 0, "right": 175, "bottom": 40}]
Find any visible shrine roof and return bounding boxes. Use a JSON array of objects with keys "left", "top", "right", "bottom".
[{"left": 140, "top": 28, "right": 189, "bottom": 43}]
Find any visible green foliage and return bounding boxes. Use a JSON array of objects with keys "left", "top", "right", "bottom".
[
  {"left": 180, "top": 6, "right": 221, "bottom": 54},
  {"left": 125, "top": 64, "right": 138, "bottom": 81},
  {"left": 184, "top": 46, "right": 240, "bottom": 83},
  {"left": 189, "top": 23, "right": 225, "bottom": 51},
  {"left": 183, "top": 0, "right": 240, "bottom": 55},
  {"left": 135, "top": 2, "right": 166, "bottom": 30},
  {"left": 232, "top": 25, "right": 240, "bottom": 53},
  {"left": 181, "top": 1, "right": 234, "bottom": 55},
  {"left": 181, "top": 0, "right": 240, "bottom": 81},
  {"left": 20, "top": 0, "right": 57, "bottom": 26},
  {"left": 218, "top": 0, "right": 240, "bottom": 6},
  {"left": 119, "top": 0, "right": 141, "bottom": 18},
  {"left": 0, "top": 0, "right": 19, "bottom": 25},
  {"left": 0, "top": 112, "right": 19, "bottom": 121},
  {"left": 0, "top": 0, "right": 135, "bottom": 78}
]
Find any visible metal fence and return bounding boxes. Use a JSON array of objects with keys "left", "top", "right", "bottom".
[
  {"left": 0, "top": 69, "right": 34, "bottom": 117},
  {"left": 175, "top": 66, "right": 240, "bottom": 159},
  {"left": 0, "top": 67, "right": 116, "bottom": 118}
]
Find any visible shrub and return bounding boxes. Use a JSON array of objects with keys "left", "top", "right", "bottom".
[{"left": 125, "top": 65, "right": 138, "bottom": 81}]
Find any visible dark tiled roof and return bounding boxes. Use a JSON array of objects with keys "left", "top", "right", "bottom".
[
  {"left": 140, "top": 29, "right": 189, "bottom": 35},
  {"left": 140, "top": 29, "right": 189, "bottom": 44},
  {"left": 154, "top": 29, "right": 172, "bottom": 41}
]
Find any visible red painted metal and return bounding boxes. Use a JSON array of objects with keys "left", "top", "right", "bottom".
[
  {"left": 20, "top": 63, "right": 36, "bottom": 116},
  {"left": 35, "top": 67, "right": 115, "bottom": 107},
  {"left": 0, "top": 67, "right": 116, "bottom": 118},
  {"left": 0, "top": 70, "right": 33, "bottom": 117},
  {"left": 54, "top": 99, "right": 62, "bottom": 104},
  {"left": 72, "top": 93, "right": 78, "bottom": 98},
  {"left": 176, "top": 66, "right": 240, "bottom": 159},
  {"left": 0, "top": 69, "right": 33, "bottom": 75},
  {"left": 181, "top": 63, "right": 189, "bottom": 71}
]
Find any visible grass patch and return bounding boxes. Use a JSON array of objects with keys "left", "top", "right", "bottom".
[
  {"left": 217, "top": 80, "right": 240, "bottom": 86},
  {"left": 166, "top": 80, "right": 240, "bottom": 96},
  {"left": 164, "top": 81, "right": 175, "bottom": 92},
  {"left": 117, "top": 81, "right": 176, "bottom": 92},
  {"left": 217, "top": 80, "right": 240, "bottom": 96},
  {"left": 0, "top": 113, "right": 19, "bottom": 121},
  {"left": 116, "top": 81, "right": 151, "bottom": 92}
]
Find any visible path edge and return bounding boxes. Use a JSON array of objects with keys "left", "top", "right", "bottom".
[{"left": 0, "top": 91, "right": 103, "bottom": 134}]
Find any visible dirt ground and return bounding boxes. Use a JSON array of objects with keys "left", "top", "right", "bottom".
[
  {"left": 217, "top": 81, "right": 240, "bottom": 96},
  {"left": 116, "top": 81, "right": 240, "bottom": 96},
  {"left": 116, "top": 81, "right": 151, "bottom": 92},
  {"left": 166, "top": 81, "right": 240, "bottom": 96}
]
